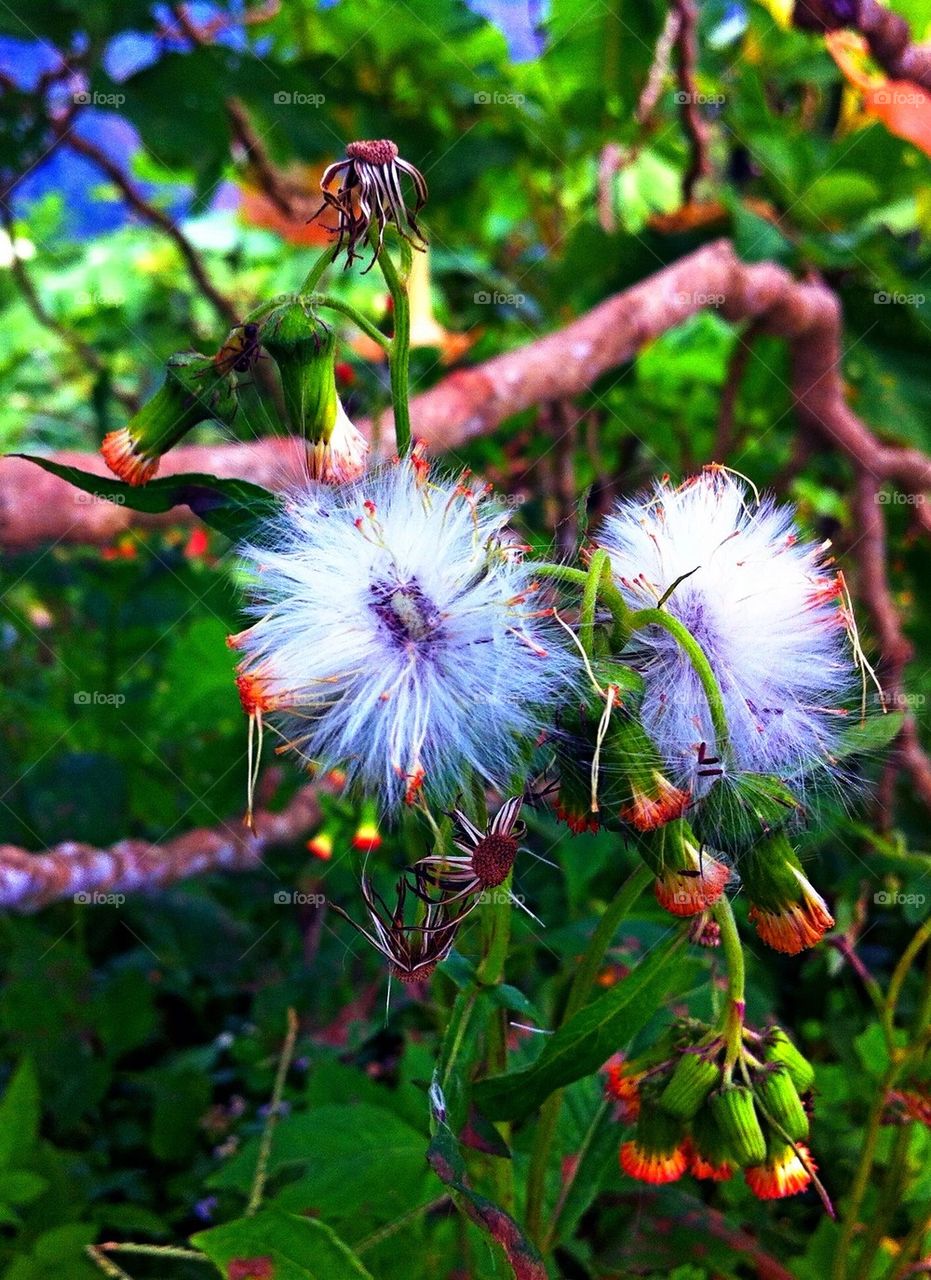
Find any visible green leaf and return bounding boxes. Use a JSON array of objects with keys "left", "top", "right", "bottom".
[
  {"left": 0, "top": 1169, "right": 47, "bottom": 1205},
  {"left": 474, "top": 934, "right": 688, "bottom": 1121},
  {"left": 209, "top": 1104, "right": 435, "bottom": 1239},
  {"left": 0, "top": 1059, "right": 40, "bottom": 1168},
  {"left": 193, "top": 1208, "right": 374, "bottom": 1280},
  {"left": 427, "top": 1128, "right": 546, "bottom": 1280},
  {"left": 12, "top": 456, "right": 283, "bottom": 543},
  {"left": 835, "top": 711, "right": 905, "bottom": 759}
]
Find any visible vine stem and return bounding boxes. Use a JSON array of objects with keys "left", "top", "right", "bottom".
[
  {"left": 712, "top": 896, "right": 746, "bottom": 1082},
  {"left": 627, "top": 606, "right": 731, "bottom": 757},
  {"left": 310, "top": 293, "right": 392, "bottom": 354},
  {"left": 375, "top": 237, "right": 413, "bottom": 456},
  {"left": 299, "top": 243, "right": 336, "bottom": 295},
  {"left": 247, "top": 1007, "right": 299, "bottom": 1216},
  {"left": 524, "top": 863, "right": 652, "bottom": 1245},
  {"left": 534, "top": 562, "right": 631, "bottom": 643}
]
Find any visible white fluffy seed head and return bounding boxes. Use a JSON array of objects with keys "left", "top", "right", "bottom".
[
  {"left": 597, "top": 468, "right": 856, "bottom": 798},
  {"left": 235, "top": 459, "right": 576, "bottom": 811}
]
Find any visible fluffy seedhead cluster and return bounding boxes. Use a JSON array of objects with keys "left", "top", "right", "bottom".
[{"left": 230, "top": 457, "right": 573, "bottom": 812}]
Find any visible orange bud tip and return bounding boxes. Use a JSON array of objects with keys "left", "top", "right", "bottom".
[
  {"left": 101, "top": 427, "right": 160, "bottom": 486},
  {"left": 604, "top": 1059, "right": 641, "bottom": 1122},
  {"left": 655, "top": 857, "right": 730, "bottom": 917},
  {"left": 745, "top": 1144, "right": 815, "bottom": 1199},
  {"left": 352, "top": 823, "right": 382, "bottom": 852},
  {"left": 621, "top": 775, "right": 691, "bottom": 832},
  {"left": 749, "top": 894, "right": 834, "bottom": 955},
  {"left": 688, "top": 1149, "right": 735, "bottom": 1182},
  {"left": 620, "top": 1139, "right": 688, "bottom": 1184},
  {"left": 554, "top": 801, "right": 600, "bottom": 834},
  {"left": 236, "top": 672, "right": 275, "bottom": 716},
  {"left": 307, "top": 834, "right": 334, "bottom": 860}
]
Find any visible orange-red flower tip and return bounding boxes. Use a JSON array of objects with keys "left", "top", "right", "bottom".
[
  {"left": 748, "top": 892, "right": 834, "bottom": 955},
  {"left": 654, "top": 857, "right": 730, "bottom": 917},
  {"left": 620, "top": 1138, "right": 688, "bottom": 1185},
  {"left": 235, "top": 672, "right": 278, "bottom": 717},
  {"left": 352, "top": 822, "right": 382, "bottom": 853},
  {"left": 307, "top": 832, "right": 334, "bottom": 860},
  {"left": 745, "top": 1144, "right": 815, "bottom": 1200},
  {"left": 688, "top": 1145, "right": 735, "bottom": 1182},
  {"left": 100, "top": 427, "right": 160, "bottom": 486},
  {"left": 621, "top": 774, "right": 691, "bottom": 832},
  {"left": 554, "top": 801, "right": 600, "bottom": 834},
  {"left": 604, "top": 1059, "right": 642, "bottom": 1122}
]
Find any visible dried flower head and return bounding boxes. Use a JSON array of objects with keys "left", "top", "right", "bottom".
[
  {"left": 317, "top": 139, "right": 428, "bottom": 270},
  {"left": 413, "top": 796, "right": 524, "bottom": 905},
  {"left": 329, "top": 873, "right": 470, "bottom": 983},
  {"left": 232, "top": 458, "right": 575, "bottom": 811}
]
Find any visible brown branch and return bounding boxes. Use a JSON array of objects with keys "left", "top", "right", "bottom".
[
  {"left": 672, "top": 0, "right": 712, "bottom": 201},
  {"left": 795, "top": 1, "right": 931, "bottom": 90},
  {"left": 225, "top": 97, "right": 321, "bottom": 222},
  {"left": 0, "top": 782, "right": 324, "bottom": 913},
  {"left": 59, "top": 130, "right": 237, "bottom": 328}
]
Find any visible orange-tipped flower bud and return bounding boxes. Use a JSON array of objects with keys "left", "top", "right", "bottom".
[
  {"left": 755, "top": 1067, "right": 810, "bottom": 1141},
  {"left": 709, "top": 1085, "right": 767, "bottom": 1167},
  {"left": 620, "top": 1107, "right": 688, "bottom": 1185},
  {"left": 659, "top": 1050, "right": 721, "bottom": 1120},
  {"left": 638, "top": 819, "right": 730, "bottom": 918},
  {"left": 101, "top": 351, "right": 238, "bottom": 485},
  {"left": 745, "top": 1141, "right": 815, "bottom": 1200},
  {"left": 742, "top": 833, "right": 834, "bottom": 954},
  {"left": 763, "top": 1028, "right": 816, "bottom": 1092},
  {"left": 307, "top": 831, "right": 334, "bottom": 860}
]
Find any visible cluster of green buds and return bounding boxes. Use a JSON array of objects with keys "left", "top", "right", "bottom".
[
  {"left": 101, "top": 350, "right": 239, "bottom": 485},
  {"left": 607, "top": 1023, "right": 818, "bottom": 1200},
  {"left": 552, "top": 658, "right": 834, "bottom": 954},
  {"left": 101, "top": 298, "right": 369, "bottom": 489}
]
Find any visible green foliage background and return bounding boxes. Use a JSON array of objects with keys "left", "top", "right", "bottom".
[{"left": 0, "top": 1, "right": 930, "bottom": 1277}]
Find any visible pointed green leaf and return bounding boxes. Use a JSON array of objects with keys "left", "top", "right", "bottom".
[
  {"left": 474, "top": 934, "right": 688, "bottom": 1121},
  {"left": 13, "top": 456, "right": 282, "bottom": 543},
  {"left": 192, "top": 1207, "right": 374, "bottom": 1280}
]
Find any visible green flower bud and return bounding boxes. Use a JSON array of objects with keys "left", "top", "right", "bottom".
[
  {"left": 755, "top": 1066, "right": 810, "bottom": 1141},
  {"left": 741, "top": 832, "right": 834, "bottom": 955},
  {"left": 659, "top": 1050, "right": 721, "bottom": 1120},
  {"left": 693, "top": 773, "right": 800, "bottom": 854},
  {"left": 100, "top": 351, "right": 238, "bottom": 485},
  {"left": 709, "top": 1085, "right": 767, "bottom": 1167},
  {"left": 763, "top": 1028, "right": 816, "bottom": 1093},
  {"left": 262, "top": 299, "right": 368, "bottom": 481}
]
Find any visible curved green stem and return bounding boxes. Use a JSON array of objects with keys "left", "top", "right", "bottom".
[
  {"left": 309, "top": 293, "right": 392, "bottom": 354},
  {"left": 712, "top": 897, "right": 746, "bottom": 1083},
  {"left": 535, "top": 562, "right": 631, "bottom": 644},
  {"left": 299, "top": 243, "right": 336, "bottom": 295},
  {"left": 375, "top": 238, "right": 413, "bottom": 455},
  {"left": 628, "top": 607, "right": 730, "bottom": 757},
  {"left": 580, "top": 549, "right": 609, "bottom": 657},
  {"left": 525, "top": 863, "right": 652, "bottom": 1244}
]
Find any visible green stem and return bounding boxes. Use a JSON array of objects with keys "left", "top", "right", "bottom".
[
  {"left": 525, "top": 864, "right": 652, "bottom": 1244},
  {"left": 375, "top": 238, "right": 413, "bottom": 456},
  {"left": 580, "top": 549, "right": 609, "bottom": 657},
  {"left": 712, "top": 897, "right": 746, "bottom": 1082},
  {"left": 299, "top": 243, "right": 335, "bottom": 295},
  {"left": 535, "top": 562, "right": 631, "bottom": 644},
  {"left": 309, "top": 293, "right": 392, "bottom": 354},
  {"left": 476, "top": 869, "right": 514, "bottom": 1212},
  {"left": 628, "top": 607, "right": 731, "bottom": 757},
  {"left": 247, "top": 1008, "right": 298, "bottom": 1216}
]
